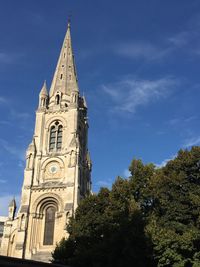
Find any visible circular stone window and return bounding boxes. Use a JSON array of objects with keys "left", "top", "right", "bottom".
[
  {"left": 45, "top": 161, "right": 61, "bottom": 179},
  {"left": 50, "top": 165, "right": 58, "bottom": 174}
]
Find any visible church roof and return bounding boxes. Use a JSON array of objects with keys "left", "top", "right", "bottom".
[{"left": 49, "top": 21, "right": 79, "bottom": 97}]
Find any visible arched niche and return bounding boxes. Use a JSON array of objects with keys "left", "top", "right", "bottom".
[
  {"left": 40, "top": 157, "right": 65, "bottom": 182},
  {"left": 30, "top": 194, "right": 63, "bottom": 249}
]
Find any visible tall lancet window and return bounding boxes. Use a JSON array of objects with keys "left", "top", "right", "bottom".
[
  {"left": 57, "top": 125, "right": 63, "bottom": 151},
  {"left": 49, "top": 121, "right": 63, "bottom": 152},
  {"left": 55, "top": 94, "right": 60, "bottom": 105},
  {"left": 43, "top": 206, "right": 56, "bottom": 245}
]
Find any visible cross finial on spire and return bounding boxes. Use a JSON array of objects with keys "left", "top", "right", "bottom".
[{"left": 67, "top": 15, "right": 71, "bottom": 29}]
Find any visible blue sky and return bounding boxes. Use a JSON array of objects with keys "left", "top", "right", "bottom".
[{"left": 0, "top": 0, "right": 200, "bottom": 215}]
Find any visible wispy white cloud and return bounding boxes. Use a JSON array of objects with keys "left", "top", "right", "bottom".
[
  {"left": 167, "top": 25, "right": 200, "bottom": 56},
  {"left": 115, "top": 18, "right": 200, "bottom": 62},
  {"left": 115, "top": 42, "right": 171, "bottom": 61},
  {"left": 0, "top": 96, "right": 8, "bottom": 105},
  {"left": 102, "top": 77, "right": 178, "bottom": 113},
  {"left": 0, "top": 120, "right": 12, "bottom": 126},
  {"left": 96, "top": 179, "right": 112, "bottom": 188},
  {"left": 0, "top": 138, "right": 25, "bottom": 161},
  {"left": 0, "top": 96, "right": 30, "bottom": 120},
  {"left": 0, "top": 179, "right": 7, "bottom": 184},
  {"left": 0, "top": 52, "right": 22, "bottom": 65},
  {"left": 168, "top": 31, "right": 191, "bottom": 47},
  {"left": 183, "top": 136, "right": 200, "bottom": 148},
  {"left": 123, "top": 169, "right": 131, "bottom": 178},
  {"left": 156, "top": 130, "right": 165, "bottom": 135},
  {"left": 17, "top": 161, "right": 25, "bottom": 168},
  {"left": 10, "top": 109, "right": 30, "bottom": 120},
  {"left": 168, "top": 116, "right": 197, "bottom": 126},
  {"left": 155, "top": 154, "right": 176, "bottom": 168},
  {"left": 0, "top": 52, "right": 13, "bottom": 64}
]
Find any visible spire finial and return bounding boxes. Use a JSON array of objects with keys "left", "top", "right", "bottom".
[{"left": 67, "top": 15, "right": 71, "bottom": 29}]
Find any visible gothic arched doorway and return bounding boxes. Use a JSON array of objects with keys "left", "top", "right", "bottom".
[{"left": 43, "top": 206, "right": 56, "bottom": 245}]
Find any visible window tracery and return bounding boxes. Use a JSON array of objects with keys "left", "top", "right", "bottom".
[{"left": 49, "top": 121, "right": 63, "bottom": 152}]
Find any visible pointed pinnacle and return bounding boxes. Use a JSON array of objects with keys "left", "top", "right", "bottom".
[
  {"left": 40, "top": 80, "right": 48, "bottom": 96},
  {"left": 9, "top": 197, "right": 16, "bottom": 207},
  {"left": 83, "top": 96, "right": 87, "bottom": 108}
]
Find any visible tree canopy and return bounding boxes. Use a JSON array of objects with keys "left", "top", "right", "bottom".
[{"left": 52, "top": 146, "right": 200, "bottom": 267}]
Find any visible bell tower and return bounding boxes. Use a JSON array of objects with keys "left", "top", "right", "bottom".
[{"left": 0, "top": 21, "right": 92, "bottom": 262}]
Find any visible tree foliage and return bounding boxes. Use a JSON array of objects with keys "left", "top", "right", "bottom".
[
  {"left": 146, "top": 147, "right": 200, "bottom": 266},
  {"left": 52, "top": 146, "right": 200, "bottom": 267},
  {"left": 53, "top": 183, "right": 153, "bottom": 267}
]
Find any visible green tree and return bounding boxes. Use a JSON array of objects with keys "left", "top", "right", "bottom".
[
  {"left": 146, "top": 147, "right": 200, "bottom": 266},
  {"left": 52, "top": 182, "right": 153, "bottom": 267},
  {"left": 53, "top": 146, "right": 200, "bottom": 267},
  {"left": 129, "top": 159, "right": 156, "bottom": 214}
]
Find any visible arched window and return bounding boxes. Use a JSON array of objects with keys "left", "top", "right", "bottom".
[
  {"left": 49, "top": 126, "right": 56, "bottom": 151},
  {"left": 55, "top": 95, "right": 60, "bottom": 105},
  {"left": 40, "top": 98, "right": 44, "bottom": 107},
  {"left": 49, "top": 121, "right": 63, "bottom": 152},
  {"left": 20, "top": 214, "right": 26, "bottom": 230},
  {"left": 43, "top": 206, "right": 56, "bottom": 245},
  {"left": 57, "top": 125, "right": 63, "bottom": 151}
]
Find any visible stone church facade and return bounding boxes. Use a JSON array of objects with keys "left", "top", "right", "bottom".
[{"left": 0, "top": 21, "right": 92, "bottom": 262}]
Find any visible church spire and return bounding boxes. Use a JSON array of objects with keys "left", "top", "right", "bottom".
[{"left": 49, "top": 20, "right": 79, "bottom": 97}]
